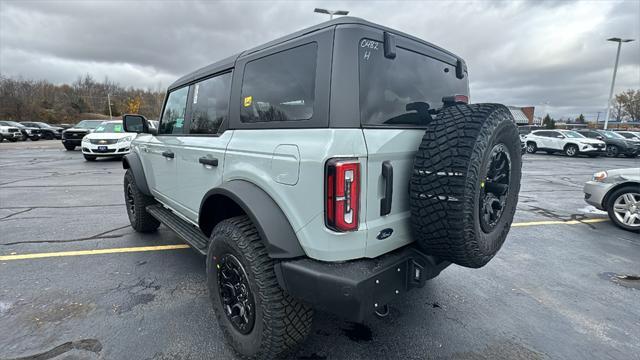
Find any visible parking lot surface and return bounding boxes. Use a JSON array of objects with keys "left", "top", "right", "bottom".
[{"left": 1, "top": 140, "right": 639, "bottom": 360}]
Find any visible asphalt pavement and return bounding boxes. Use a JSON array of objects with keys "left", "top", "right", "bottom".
[{"left": 1, "top": 140, "right": 639, "bottom": 360}]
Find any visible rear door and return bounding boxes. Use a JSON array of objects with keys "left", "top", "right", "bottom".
[
  {"left": 173, "top": 71, "right": 234, "bottom": 222},
  {"left": 356, "top": 32, "right": 469, "bottom": 257}
]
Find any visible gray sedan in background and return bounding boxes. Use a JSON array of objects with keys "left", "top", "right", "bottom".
[{"left": 584, "top": 168, "right": 640, "bottom": 232}]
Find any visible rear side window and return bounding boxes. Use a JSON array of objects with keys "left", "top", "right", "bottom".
[
  {"left": 189, "top": 72, "right": 232, "bottom": 134},
  {"left": 359, "top": 40, "right": 467, "bottom": 127},
  {"left": 240, "top": 43, "right": 317, "bottom": 123},
  {"left": 159, "top": 86, "right": 189, "bottom": 135}
]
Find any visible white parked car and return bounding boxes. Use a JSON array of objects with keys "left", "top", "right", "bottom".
[
  {"left": 81, "top": 120, "right": 136, "bottom": 161},
  {"left": 0, "top": 124, "right": 22, "bottom": 142},
  {"left": 525, "top": 129, "right": 606, "bottom": 157}
]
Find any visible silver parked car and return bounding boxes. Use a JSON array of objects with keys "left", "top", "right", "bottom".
[{"left": 584, "top": 168, "right": 640, "bottom": 232}]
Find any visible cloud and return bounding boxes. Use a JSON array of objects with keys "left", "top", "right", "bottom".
[{"left": 1, "top": 0, "right": 639, "bottom": 118}]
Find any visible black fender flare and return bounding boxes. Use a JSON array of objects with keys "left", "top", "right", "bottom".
[
  {"left": 122, "top": 152, "right": 151, "bottom": 196},
  {"left": 200, "top": 180, "right": 305, "bottom": 259}
]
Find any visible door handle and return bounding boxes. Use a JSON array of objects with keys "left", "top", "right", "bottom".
[
  {"left": 380, "top": 161, "right": 393, "bottom": 216},
  {"left": 162, "top": 150, "right": 174, "bottom": 159},
  {"left": 199, "top": 157, "right": 218, "bottom": 167}
]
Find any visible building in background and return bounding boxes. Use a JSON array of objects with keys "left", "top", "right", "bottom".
[{"left": 507, "top": 106, "right": 536, "bottom": 125}]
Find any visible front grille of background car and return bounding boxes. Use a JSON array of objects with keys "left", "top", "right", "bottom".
[
  {"left": 63, "top": 132, "right": 86, "bottom": 139},
  {"left": 8, "top": 128, "right": 19, "bottom": 133},
  {"left": 89, "top": 139, "right": 117, "bottom": 145}
]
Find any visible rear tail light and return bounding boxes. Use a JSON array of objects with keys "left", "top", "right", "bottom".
[{"left": 325, "top": 158, "right": 360, "bottom": 232}]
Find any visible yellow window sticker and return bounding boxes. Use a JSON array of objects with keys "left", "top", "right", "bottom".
[{"left": 243, "top": 96, "right": 253, "bottom": 107}]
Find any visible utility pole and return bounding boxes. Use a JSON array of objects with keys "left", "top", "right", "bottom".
[
  {"left": 314, "top": 8, "right": 349, "bottom": 20},
  {"left": 107, "top": 93, "right": 113, "bottom": 120},
  {"left": 603, "top": 37, "right": 634, "bottom": 130}
]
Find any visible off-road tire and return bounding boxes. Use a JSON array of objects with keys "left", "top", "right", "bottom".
[
  {"left": 123, "top": 169, "right": 160, "bottom": 232},
  {"left": 565, "top": 144, "right": 579, "bottom": 157},
  {"left": 207, "top": 216, "right": 313, "bottom": 359},
  {"left": 64, "top": 144, "right": 76, "bottom": 151},
  {"left": 410, "top": 103, "right": 522, "bottom": 268},
  {"left": 83, "top": 155, "right": 96, "bottom": 161},
  {"left": 526, "top": 141, "right": 537, "bottom": 154}
]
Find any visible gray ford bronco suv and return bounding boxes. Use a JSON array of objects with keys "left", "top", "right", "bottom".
[{"left": 121, "top": 17, "right": 522, "bottom": 359}]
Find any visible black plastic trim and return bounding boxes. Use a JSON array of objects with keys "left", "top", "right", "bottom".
[
  {"left": 275, "top": 244, "right": 450, "bottom": 322},
  {"left": 200, "top": 180, "right": 305, "bottom": 259},
  {"left": 122, "top": 151, "right": 151, "bottom": 196},
  {"left": 380, "top": 161, "right": 393, "bottom": 216}
]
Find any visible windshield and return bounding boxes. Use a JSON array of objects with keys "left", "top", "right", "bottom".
[
  {"left": 93, "top": 122, "right": 124, "bottom": 133},
  {"left": 75, "top": 120, "right": 102, "bottom": 129},
  {"left": 619, "top": 132, "right": 639, "bottom": 139},
  {"left": 562, "top": 131, "right": 584, "bottom": 139},
  {"left": 601, "top": 131, "right": 625, "bottom": 139},
  {"left": 359, "top": 40, "right": 468, "bottom": 126},
  {"left": 35, "top": 122, "right": 53, "bottom": 128}
]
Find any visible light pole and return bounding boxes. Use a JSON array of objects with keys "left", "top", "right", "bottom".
[
  {"left": 603, "top": 37, "right": 634, "bottom": 129},
  {"left": 314, "top": 8, "right": 349, "bottom": 20}
]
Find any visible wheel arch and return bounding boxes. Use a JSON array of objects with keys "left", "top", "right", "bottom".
[
  {"left": 564, "top": 142, "right": 579, "bottom": 150},
  {"left": 122, "top": 152, "right": 151, "bottom": 196},
  {"left": 199, "top": 180, "right": 306, "bottom": 259},
  {"left": 603, "top": 181, "right": 640, "bottom": 208}
]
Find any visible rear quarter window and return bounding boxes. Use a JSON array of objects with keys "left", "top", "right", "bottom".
[
  {"left": 359, "top": 39, "right": 468, "bottom": 127},
  {"left": 240, "top": 43, "right": 317, "bottom": 123}
]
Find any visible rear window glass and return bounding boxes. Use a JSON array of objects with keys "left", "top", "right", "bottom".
[
  {"left": 240, "top": 43, "right": 317, "bottom": 123},
  {"left": 359, "top": 40, "right": 467, "bottom": 126}
]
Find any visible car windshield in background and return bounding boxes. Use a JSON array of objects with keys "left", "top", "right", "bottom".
[
  {"left": 359, "top": 40, "right": 467, "bottom": 127},
  {"left": 619, "top": 133, "right": 639, "bottom": 139},
  {"left": 75, "top": 120, "right": 103, "bottom": 129},
  {"left": 1, "top": 121, "right": 25, "bottom": 128},
  {"left": 563, "top": 131, "right": 584, "bottom": 138},
  {"left": 35, "top": 122, "right": 54, "bottom": 128},
  {"left": 94, "top": 122, "right": 124, "bottom": 133},
  {"left": 601, "top": 131, "right": 625, "bottom": 139}
]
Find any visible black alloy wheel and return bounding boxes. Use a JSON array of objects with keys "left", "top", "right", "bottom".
[
  {"left": 479, "top": 143, "right": 511, "bottom": 233},
  {"left": 606, "top": 145, "right": 619, "bottom": 157},
  {"left": 126, "top": 183, "right": 136, "bottom": 217},
  {"left": 217, "top": 253, "right": 256, "bottom": 335}
]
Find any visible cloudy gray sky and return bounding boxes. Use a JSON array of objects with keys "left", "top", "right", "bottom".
[{"left": 1, "top": 0, "right": 639, "bottom": 119}]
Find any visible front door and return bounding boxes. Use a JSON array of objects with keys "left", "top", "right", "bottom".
[
  {"left": 174, "top": 72, "right": 234, "bottom": 222},
  {"left": 145, "top": 86, "right": 189, "bottom": 208}
]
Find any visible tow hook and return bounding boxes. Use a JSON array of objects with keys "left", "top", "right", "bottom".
[{"left": 374, "top": 304, "right": 390, "bottom": 318}]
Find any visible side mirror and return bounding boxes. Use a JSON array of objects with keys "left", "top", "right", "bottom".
[
  {"left": 557, "top": 135, "right": 564, "bottom": 139},
  {"left": 596, "top": 136, "right": 604, "bottom": 140},
  {"left": 123, "top": 114, "right": 151, "bottom": 134}
]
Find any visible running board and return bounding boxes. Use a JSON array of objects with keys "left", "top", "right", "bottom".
[{"left": 146, "top": 204, "right": 209, "bottom": 255}]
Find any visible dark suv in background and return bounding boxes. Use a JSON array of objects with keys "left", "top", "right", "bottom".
[
  {"left": 20, "top": 122, "right": 63, "bottom": 140},
  {"left": 577, "top": 129, "right": 640, "bottom": 158},
  {"left": 61, "top": 120, "right": 103, "bottom": 150}
]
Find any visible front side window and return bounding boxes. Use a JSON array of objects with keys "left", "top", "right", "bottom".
[
  {"left": 601, "top": 131, "right": 624, "bottom": 139},
  {"left": 359, "top": 40, "right": 468, "bottom": 126},
  {"left": 159, "top": 86, "right": 189, "bottom": 135},
  {"left": 240, "top": 43, "right": 317, "bottom": 123},
  {"left": 189, "top": 72, "right": 232, "bottom": 134}
]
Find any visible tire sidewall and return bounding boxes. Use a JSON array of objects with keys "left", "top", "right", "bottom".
[
  {"left": 565, "top": 145, "right": 578, "bottom": 157},
  {"left": 606, "top": 187, "right": 640, "bottom": 232},
  {"left": 207, "top": 229, "right": 266, "bottom": 357},
  {"left": 470, "top": 114, "right": 522, "bottom": 261}
]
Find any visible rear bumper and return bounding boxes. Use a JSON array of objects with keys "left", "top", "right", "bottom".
[{"left": 275, "top": 245, "right": 450, "bottom": 322}]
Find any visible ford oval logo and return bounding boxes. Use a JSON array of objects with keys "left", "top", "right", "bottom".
[{"left": 377, "top": 228, "right": 393, "bottom": 240}]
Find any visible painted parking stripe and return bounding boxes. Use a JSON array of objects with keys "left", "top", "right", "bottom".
[
  {"left": 0, "top": 244, "right": 190, "bottom": 261},
  {"left": 511, "top": 218, "right": 609, "bottom": 227},
  {"left": 0, "top": 218, "right": 610, "bottom": 262}
]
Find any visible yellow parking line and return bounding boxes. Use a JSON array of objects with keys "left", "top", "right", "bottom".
[
  {"left": 1, "top": 218, "right": 611, "bottom": 262},
  {"left": 0, "top": 244, "right": 190, "bottom": 261},
  {"left": 512, "top": 218, "right": 609, "bottom": 227}
]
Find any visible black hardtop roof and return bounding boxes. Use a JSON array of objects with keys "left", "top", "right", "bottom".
[{"left": 168, "top": 16, "right": 463, "bottom": 91}]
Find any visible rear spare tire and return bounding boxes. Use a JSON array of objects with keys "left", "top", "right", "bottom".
[{"left": 410, "top": 103, "right": 522, "bottom": 268}]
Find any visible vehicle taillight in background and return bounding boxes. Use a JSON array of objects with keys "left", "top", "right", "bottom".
[{"left": 325, "top": 158, "right": 360, "bottom": 232}]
